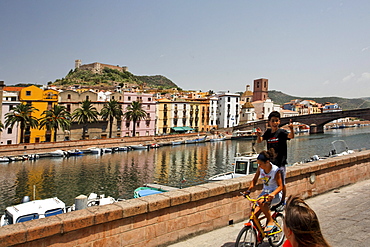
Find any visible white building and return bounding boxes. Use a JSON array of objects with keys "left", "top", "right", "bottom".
[
  {"left": 252, "top": 99, "right": 280, "bottom": 120},
  {"left": 216, "top": 93, "right": 240, "bottom": 128},
  {"left": 208, "top": 96, "right": 218, "bottom": 129}
]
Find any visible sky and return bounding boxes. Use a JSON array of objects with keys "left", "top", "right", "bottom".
[{"left": 1, "top": 0, "right": 370, "bottom": 98}]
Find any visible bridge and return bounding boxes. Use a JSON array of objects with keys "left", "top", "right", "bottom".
[{"left": 233, "top": 108, "right": 370, "bottom": 134}]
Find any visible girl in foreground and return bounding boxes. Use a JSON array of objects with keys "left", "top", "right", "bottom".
[
  {"left": 245, "top": 149, "right": 283, "bottom": 233},
  {"left": 283, "top": 196, "right": 331, "bottom": 247}
]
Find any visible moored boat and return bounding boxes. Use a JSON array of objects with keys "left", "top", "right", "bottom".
[
  {"left": 130, "top": 144, "right": 149, "bottom": 150},
  {"left": 1, "top": 197, "right": 66, "bottom": 226},
  {"left": 134, "top": 187, "right": 167, "bottom": 198},
  {"left": 208, "top": 153, "right": 258, "bottom": 181}
]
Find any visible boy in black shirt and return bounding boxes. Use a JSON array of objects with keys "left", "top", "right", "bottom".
[{"left": 256, "top": 111, "right": 294, "bottom": 209}]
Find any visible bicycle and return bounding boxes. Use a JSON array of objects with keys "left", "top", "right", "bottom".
[{"left": 235, "top": 193, "right": 285, "bottom": 247}]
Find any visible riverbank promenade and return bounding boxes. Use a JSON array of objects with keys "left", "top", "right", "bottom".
[{"left": 168, "top": 178, "right": 370, "bottom": 247}]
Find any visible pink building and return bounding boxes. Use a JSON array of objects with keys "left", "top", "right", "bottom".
[
  {"left": 1, "top": 87, "right": 22, "bottom": 145},
  {"left": 121, "top": 92, "right": 156, "bottom": 137}
]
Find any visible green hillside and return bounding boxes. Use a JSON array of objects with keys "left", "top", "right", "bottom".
[
  {"left": 50, "top": 67, "right": 178, "bottom": 89},
  {"left": 268, "top": 90, "right": 370, "bottom": 110}
]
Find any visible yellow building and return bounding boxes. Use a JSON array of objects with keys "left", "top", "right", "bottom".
[
  {"left": 19, "top": 86, "right": 58, "bottom": 143},
  {"left": 156, "top": 98, "right": 211, "bottom": 135}
]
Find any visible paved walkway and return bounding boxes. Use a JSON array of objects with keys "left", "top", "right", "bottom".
[{"left": 167, "top": 179, "right": 370, "bottom": 247}]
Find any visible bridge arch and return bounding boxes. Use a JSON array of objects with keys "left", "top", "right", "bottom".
[{"left": 233, "top": 108, "right": 370, "bottom": 134}]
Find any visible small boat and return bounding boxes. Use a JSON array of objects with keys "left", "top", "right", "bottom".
[
  {"left": 1, "top": 197, "right": 66, "bottom": 226},
  {"left": 49, "top": 150, "right": 68, "bottom": 157},
  {"left": 328, "top": 140, "right": 354, "bottom": 157},
  {"left": 208, "top": 153, "right": 258, "bottom": 181},
  {"left": 185, "top": 136, "right": 207, "bottom": 144},
  {"left": 130, "top": 144, "right": 149, "bottom": 150},
  {"left": 171, "top": 141, "right": 183, "bottom": 145},
  {"left": 134, "top": 187, "right": 167, "bottom": 198},
  {"left": 209, "top": 137, "right": 226, "bottom": 142},
  {"left": 67, "top": 149, "right": 83, "bottom": 156},
  {"left": 0, "top": 157, "right": 10, "bottom": 162},
  {"left": 230, "top": 130, "right": 256, "bottom": 140},
  {"left": 87, "top": 147, "right": 103, "bottom": 155},
  {"left": 305, "top": 140, "right": 354, "bottom": 163},
  {"left": 117, "top": 146, "right": 129, "bottom": 151},
  {"left": 150, "top": 143, "right": 161, "bottom": 148},
  {"left": 102, "top": 148, "right": 113, "bottom": 153}
]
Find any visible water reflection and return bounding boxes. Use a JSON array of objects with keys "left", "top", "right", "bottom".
[{"left": 0, "top": 126, "right": 369, "bottom": 212}]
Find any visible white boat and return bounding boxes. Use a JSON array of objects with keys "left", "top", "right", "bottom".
[
  {"left": 102, "top": 148, "right": 113, "bottom": 153},
  {"left": 230, "top": 130, "right": 256, "bottom": 140},
  {"left": 1, "top": 197, "right": 66, "bottom": 226},
  {"left": 209, "top": 137, "right": 226, "bottom": 142},
  {"left": 305, "top": 140, "right": 354, "bottom": 163},
  {"left": 208, "top": 153, "right": 259, "bottom": 181},
  {"left": 130, "top": 144, "right": 149, "bottom": 150},
  {"left": 49, "top": 150, "right": 68, "bottom": 157},
  {"left": 87, "top": 147, "right": 103, "bottom": 155},
  {"left": 0, "top": 157, "right": 10, "bottom": 162},
  {"left": 328, "top": 140, "right": 354, "bottom": 157}
]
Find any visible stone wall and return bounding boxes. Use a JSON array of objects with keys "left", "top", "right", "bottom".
[{"left": 1, "top": 150, "right": 370, "bottom": 247}]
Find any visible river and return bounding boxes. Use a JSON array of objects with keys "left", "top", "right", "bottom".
[{"left": 0, "top": 126, "right": 369, "bottom": 212}]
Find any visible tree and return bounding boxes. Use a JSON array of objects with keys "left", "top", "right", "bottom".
[
  {"left": 100, "top": 99, "right": 123, "bottom": 138},
  {"left": 71, "top": 100, "right": 99, "bottom": 140},
  {"left": 0, "top": 120, "right": 3, "bottom": 132},
  {"left": 4, "top": 103, "right": 39, "bottom": 143},
  {"left": 39, "top": 104, "right": 71, "bottom": 142},
  {"left": 123, "top": 101, "right": 148, "bottom": 137}
]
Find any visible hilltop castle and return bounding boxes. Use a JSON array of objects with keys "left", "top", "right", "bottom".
[{"left": 75, "top": 60, "right": 128, "bottom": 74}]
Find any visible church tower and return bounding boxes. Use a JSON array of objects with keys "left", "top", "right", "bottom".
[{"left": 253, "top": 78, "right": 269, "bottom": 101}]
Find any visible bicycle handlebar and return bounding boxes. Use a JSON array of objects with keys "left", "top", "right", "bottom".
[{"left": 240, "top": 192, "right": 269, "bottom": 203}]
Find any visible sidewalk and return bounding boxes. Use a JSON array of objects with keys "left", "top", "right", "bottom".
[{"left": 167, "top": 178, "right": 370, "bottom": 247}]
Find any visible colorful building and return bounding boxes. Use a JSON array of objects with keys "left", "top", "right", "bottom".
[{"left": 19, "top": 86, "right": 58, "bottom": 143}]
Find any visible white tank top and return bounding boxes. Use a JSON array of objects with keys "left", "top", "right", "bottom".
[{"left": 259, "top": 163, "right": 279, "bottom": 194}]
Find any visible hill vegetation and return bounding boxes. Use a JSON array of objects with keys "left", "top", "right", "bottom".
[
  {"left": 49, "top": 67, "right": 179, "bottom": 90},
  {"left": 268, "top": 90, "right": 370, "bottom": 110}
]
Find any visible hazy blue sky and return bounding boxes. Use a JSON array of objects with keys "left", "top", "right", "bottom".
[{"left": 1, "top": 0, "right": 370, "bottom": 98}]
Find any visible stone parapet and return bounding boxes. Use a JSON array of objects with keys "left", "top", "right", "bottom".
[{"left": 1, "top": 150, "right": 370, "bottom": 247}]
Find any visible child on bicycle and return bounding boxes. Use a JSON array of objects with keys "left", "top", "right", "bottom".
[{"left": 245, "top": 149, "right": 283, "bottom": 234}]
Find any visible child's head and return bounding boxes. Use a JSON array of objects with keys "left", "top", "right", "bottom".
[
  {"left": 284, "top": 196, "right": 330, "bottom": 247},
  {"left": 267, "top": 111, "right": 281, "bottom": 130},
  {"left": 257, "top": 149, "right": 276, "bottom": 167}
]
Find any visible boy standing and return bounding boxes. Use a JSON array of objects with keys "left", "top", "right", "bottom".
[{"left": 255, "top": 111, "right": 294, "bottom": 209}]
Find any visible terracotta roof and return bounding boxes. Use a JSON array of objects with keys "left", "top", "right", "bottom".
[{"left": 4, "top": 86, "right": 24, "bottom": 92}]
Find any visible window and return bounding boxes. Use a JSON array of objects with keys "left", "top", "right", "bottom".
[
  {"left": 26, "top": 91, "right": 31, "bottom": 96},
  {"left": 86, "top": 96, "right": 89, "bottom": 101},
  {"left": 67, "top": 94, "right": 71, "bottom": 99},
  {"left": 66, "top": 104, "right": 71, "bottom": 112},
  {"left": 128, "top": 96, "right": 131, "bottom": 101},
  {"left": 7, "top": 128, "right": 12, "bottom": 134}
]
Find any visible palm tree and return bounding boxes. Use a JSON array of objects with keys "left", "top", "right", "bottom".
[
  {"left": 100, "top": 99, "right": 123, "bottom": 138},
  {"left": 123, "top": 101, "right": 148, "bottom": 137},
  {"left": 39, "top": 104, "right": 71, "bottom": 142},
  {"left": 4, "top": 103, "right": 39, "bottom": 143},
  {"left": 0, "top": 120, "right": 3, "bottom": 132},
  {"left": 71, "top": 100, "right": 99, "bottom": 140}
]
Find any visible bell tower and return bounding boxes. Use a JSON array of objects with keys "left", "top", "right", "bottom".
[{"left": 253, "top": 78, "right": 269, "bottom": 101}]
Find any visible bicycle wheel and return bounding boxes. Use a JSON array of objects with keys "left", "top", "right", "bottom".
[
  {"left": 235, "top": 225, "right": 257, "bottom": 247},
  {"left": 268, "top": 213, "right": 285, "bottom": 247}
]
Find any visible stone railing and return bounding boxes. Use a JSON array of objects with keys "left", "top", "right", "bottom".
[{"left": 1, "top": 150, "right": 370, "bottom": 247}]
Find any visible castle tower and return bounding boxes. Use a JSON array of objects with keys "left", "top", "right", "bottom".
[
  {"left": 75, "top": 59, "right": 81, "bottom": 69},
  {"left": 253, "top": 78, "right": 269, "bottom": 101}
]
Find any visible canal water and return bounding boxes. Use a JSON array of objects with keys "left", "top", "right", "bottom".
[{"left": 0, "top": 126, "right": 369, "bottom": 212}]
